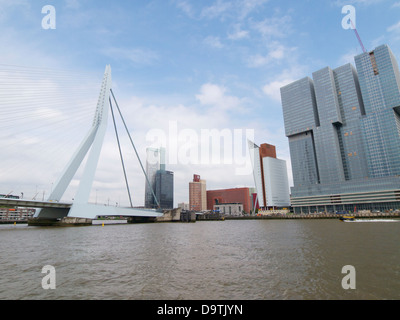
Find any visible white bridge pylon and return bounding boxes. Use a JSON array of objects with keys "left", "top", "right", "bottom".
[{"left": 34, "top": 65, "right": 162, "bottom": 220}]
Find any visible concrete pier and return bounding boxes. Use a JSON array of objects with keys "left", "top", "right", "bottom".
[
  {"left": 27, "top": 217, "right": 92, "bottom": 227},
  {"left": 156, "top": 208, "right": 182, "bottom": 222}
]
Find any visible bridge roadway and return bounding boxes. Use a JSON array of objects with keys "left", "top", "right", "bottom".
[
  {"left": 0, "top": 198, "right": 163, "bottom": 221},
  {"left": 0, "top": 198, "right": 72, "bottom": 209}
]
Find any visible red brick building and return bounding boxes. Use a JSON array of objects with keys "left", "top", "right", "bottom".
[
  {"left": 189, "top": 174, "right": 207, "bottom": 211},
  {"left": 259, "top": 143, "right": 276, "bottom": 159},
  {"left": 207, "top": 188, "right": 252, "bottom": 214}
]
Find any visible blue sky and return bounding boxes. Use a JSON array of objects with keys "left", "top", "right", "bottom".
[{"left": 1, "top": 0, "right": 400, "bottom": 206}]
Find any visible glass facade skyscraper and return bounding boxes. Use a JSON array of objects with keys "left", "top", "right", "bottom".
[
  {"left": 281, "top": 44, "right": 400, "bottom": 213},
  {"left": 144, "top": 147, "right": 162, "bottom": 208},
  {"left": 145, "top": 147, "right": 173, "bottom": 209},
  {"left": 155, "top": 170, "right": 174, "bottom": 209},
  {"left": 356, "top": 46, "right": 400, "bottom": 177}
]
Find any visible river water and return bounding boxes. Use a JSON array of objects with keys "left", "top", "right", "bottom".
[{"left": 0, "top": 219, "right": 399, "bottom": 300}]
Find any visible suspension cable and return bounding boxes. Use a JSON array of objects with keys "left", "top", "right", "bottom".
[
  {"left": 109, "top": 97, "right": 133, "bottom": 208},
  {"left": 110, "top": 89, "right": 161, "bottom": 210}
]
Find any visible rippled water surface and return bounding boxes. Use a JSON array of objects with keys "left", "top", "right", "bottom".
[{"left": 0, "top": 219, "right": 399, "bottom": 299}]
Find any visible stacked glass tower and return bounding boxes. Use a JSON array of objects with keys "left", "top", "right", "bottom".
[
  {"left": 155, "top": 170, "right": 174, "bottom": 209},
  {"left": 281, "top": 44, "right": 400, "bottom": 213},
  {"left": 144, "top": 147, "right": 163, "bottom": 208},
  {"left": 145, "top": 147, "right": 174, "bottom": 209}
]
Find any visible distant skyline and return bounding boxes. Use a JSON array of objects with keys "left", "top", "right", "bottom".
[{"left": 1, "top": 0, "right": 400, "bottom": 207}]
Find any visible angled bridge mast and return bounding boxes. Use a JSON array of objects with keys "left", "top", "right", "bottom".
[{"left": 34, "top": 65, "right": 161, "bottom": 220}]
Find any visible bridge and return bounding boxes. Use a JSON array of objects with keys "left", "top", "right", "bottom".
[
  {"left": 4, "top": 65, "right": 165, "bottom": 225},
  {"left": 0, "top": 198, "right": 71, "bottom": 210}
]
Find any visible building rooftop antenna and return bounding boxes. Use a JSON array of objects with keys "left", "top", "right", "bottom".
[{"left": 350, "top": 19, "right": 366, "bottom": 53}]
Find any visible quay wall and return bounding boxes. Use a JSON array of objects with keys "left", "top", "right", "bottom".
[{"left": 225, "top": 212, "right": 400, "bottom": 220}]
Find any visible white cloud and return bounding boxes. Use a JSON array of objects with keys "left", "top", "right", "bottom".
[
  {"left": 388, "top": 21, "right": 400, "bottom": 33},
  {"left": 0, "top": 0, "right": 30, "bottom": 11},
  {"left": 262, "top": 79, "right": 292, "bottom": 102},
  {"left": 247, "top": 43, "right": 294, "bottom": 67},
  {"left": 0, "top": 0, "right": 32, "bottom": 26},
  {"left": 175, "top": 0, "right": 194, "bottom": 17},
  {"left": 64, "top": 0, "right": 81, "bottom": 10},
  {"left": 201, "top": 0, "right": 232, "bottom": 20},
  {"left": 195, "top": 83, "right": 242, "bottom": 111},
  {"left": 332, "top": 0, "right": 386, "bottom": 6},
  {"left": 262, "top": 66, "right": 306, "bottom": 102},
  {"left": 200, "top": 0, "right": 269, "bottom": 21},
  {"left": 237, "top": 0, "right": 269, "bottom": 20},
  {"left": 181, "top": 0, "right": 268, "bottom": 22},
  {"left": 251, "top": 15, "right": 292, "bottom": 38},
  {"left": 227, "top": 24, "right": 249, "bottom": 40},
  {"left": 338, "top": 48, "right": 359, "bottom": 66},
  {"left": 102, "top": 47, "right": 159, "bottom": 66},
  {"left": 203, "top": 35, "right": 224, "bottom": 48}
]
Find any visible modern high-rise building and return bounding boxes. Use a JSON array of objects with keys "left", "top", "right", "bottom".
[
  {"left": 281, "top": 44, "right": 400, "bottom": 213},
  {"left": 144, "top": 147, "right": 173, "bottom": 208},
  {"left": 145, "top": 147, "right": 162, "bottom": 208},
  {"left": 189, "top": 174, "right": 207, "bottom": 211},
  {"left": 155, "top": 169, "right": 174, "bottom": 209},
  {"left": 248, "top": 141, "right": 290, "bottom": 209}
]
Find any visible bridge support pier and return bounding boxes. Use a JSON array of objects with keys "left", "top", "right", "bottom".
[
  {"left": 28, "top": 217, "right": 92, "bottom": 227},
  {"left": 127, "top": 216, "right": 157, "bottom": 223}
]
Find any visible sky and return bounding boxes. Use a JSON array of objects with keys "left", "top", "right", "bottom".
[{"left": 1, "top": 0, "right": 400, "bottom": 207}]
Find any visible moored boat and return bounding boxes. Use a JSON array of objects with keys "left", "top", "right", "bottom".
[{"left": 340, "top": 215, "right": 355, "bottom": 221}]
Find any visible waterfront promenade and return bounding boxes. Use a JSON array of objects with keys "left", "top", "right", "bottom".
[
  {"left": 1, "top": 211, "right": 399, "bottom": 224},
  {"left": 225, "top": 212, "right": 400, "bottom": 220}
]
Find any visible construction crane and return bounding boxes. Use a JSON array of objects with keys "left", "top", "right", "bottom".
[{"left": 350, "top": 19, "right": 366, "bottom": 53}]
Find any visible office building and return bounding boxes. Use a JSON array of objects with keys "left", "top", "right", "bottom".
[
  {"left": 248, "top": 141, "right": 290, "bottom": 209},
  {"left": 280, "top": 44, "right": 400, "bottom": 213},
  {"left": 155, "top": 170, "right": 174, "bottom": 209},
  {"left": 189, "top": 174, "right": 207, "bottom": 211},
  {"left": 145, "top": 147, "right": 173, "bottom": 209}
]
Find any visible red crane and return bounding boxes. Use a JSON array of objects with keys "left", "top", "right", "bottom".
[{"left": 350, "top": 19, "right": 366, "bottom": 53}]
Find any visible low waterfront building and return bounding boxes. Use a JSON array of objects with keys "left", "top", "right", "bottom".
[
  {"left": 213, "top": 203, "right": 243, "bottom": 216},
  {"left": 207, "top": 187, "right": 252, "bottom": 214},
  {"left": 0, "top": 207, "right": 36, "bottom": 221}
]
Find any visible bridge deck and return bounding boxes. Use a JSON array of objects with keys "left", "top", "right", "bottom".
[
  {"left": 1, "top": 198, "right": 163, "bottom": 219},
  {"left": 0, "top": 198, "right": 72, "bottom": 209}
]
